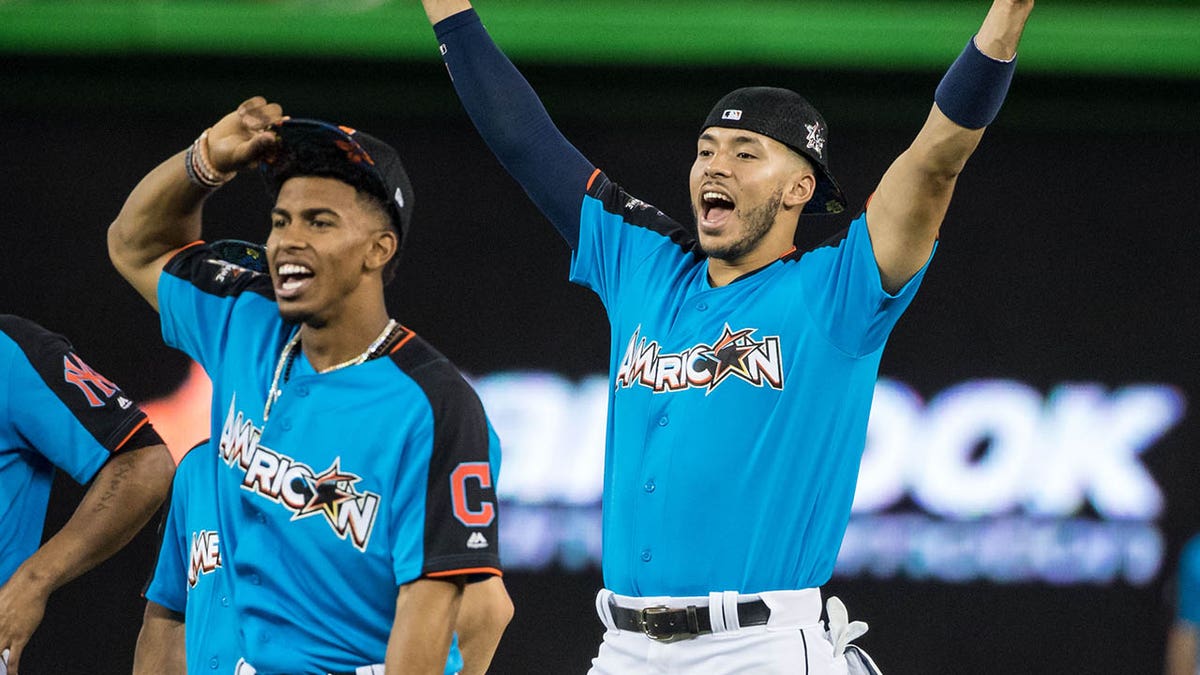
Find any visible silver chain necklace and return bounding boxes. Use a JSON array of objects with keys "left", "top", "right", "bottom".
[{"left": 262, "top": 319, "right": 398, "bottom": 421}]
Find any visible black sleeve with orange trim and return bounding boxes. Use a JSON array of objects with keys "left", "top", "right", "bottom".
[
  {"left": 0, "top": 315, "right": 164, "bottom": 484},
  {"left": 390, "top": 338, "right": 502, "bottom": 581}
]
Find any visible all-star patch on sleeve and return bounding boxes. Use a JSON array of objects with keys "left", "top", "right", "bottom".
[
  {"left": 0, "top": 314, "right": 162, "bottom": 484},
  {"left": 157, "top": 240, "right": 277, "bottom": 371}
]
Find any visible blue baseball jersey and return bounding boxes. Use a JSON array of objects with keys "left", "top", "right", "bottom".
[
  {"left": 145, "top": 440, "right": 243, "bottom": 674},
  {"left": 1179, "top": 534, "right": 1200, "bottom": 627},
  {"left": 0, "top": 315, "right": 159, "bottom": 585},
  {"left": 572, "top": 178, "right": 930, "bottom": 596},
  {"left": 435, "top": 10, "right": 930, "bottom": 597},
  {"left": 157, "top": 243, "right": 497, "bottom": 674},
  {"left": 145, "top": 440, "right": 464, "bottom": 675}
]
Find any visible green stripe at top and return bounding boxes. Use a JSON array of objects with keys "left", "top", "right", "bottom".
[{"left": 0, "top": 1, "right": 1197, "bottom": 78}]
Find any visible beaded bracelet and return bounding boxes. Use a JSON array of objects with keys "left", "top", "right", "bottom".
[{"left": 184, "top": 129, "right": 235, "bottom": 189}]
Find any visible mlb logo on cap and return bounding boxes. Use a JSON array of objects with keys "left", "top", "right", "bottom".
[{"left": 721, "top": 109, "right": 743, "bottom": 121}]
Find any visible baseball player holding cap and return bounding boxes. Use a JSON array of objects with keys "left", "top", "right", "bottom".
[
  {"left": 0, "top": 315, "right": 174, "bottom": 675},
  {"left": 109, "top": 102, "right": 510, "bottom": 674},
  {"left": 419, "top": 0, "right": 1035, "bottom": 672}
]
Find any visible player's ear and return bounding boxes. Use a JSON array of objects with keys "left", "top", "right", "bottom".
[
  {"left": 365, "top": 227, "right": 398, "bottom": 275},
  {"left": 782, "top": 171, "right": 816, "bottom": 210}
]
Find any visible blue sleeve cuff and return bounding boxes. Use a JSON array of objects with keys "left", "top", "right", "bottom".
[{"left": 934, "top": 35, "right": 1018, "bottom": 129}]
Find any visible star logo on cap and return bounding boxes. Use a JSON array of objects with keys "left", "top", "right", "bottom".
[{"left": 805, "top": 121, "right": 826, "bottom": 156}]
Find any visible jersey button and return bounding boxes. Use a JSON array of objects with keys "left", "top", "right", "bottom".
[
  {"left": 209, "top": 657, "right": 219, "bottom": 670},
  {"left": 295, "top": 385, "right": 309, "bottom": 397},
  {"left": 696, "top": 302, "right": 708, "bottom": 311},
  {"left": 643, "top": 480, "right": 655, "bottom": 493},
  {"left": 280, "top": 419, "right": 292, "bottom": 431},
  {"left": 657, "top": 416, "right": 668, "bottom": 427},
  {"left": 220, "top": 595, "right": 230, "bottom": 607},
  {"left": 250, "top": 574, "right": 261, "bottom": 585},
  {"left": 641, "top": 550, "right": 652, "bottom": 562}
]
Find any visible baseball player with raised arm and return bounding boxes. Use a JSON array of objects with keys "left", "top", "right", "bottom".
[
  {"left": 420, "top": 0, "right": 1035, "bottom": 672},
  {"left": 109, "top": 104, "right": 508, "bottom": 674},
  {"left": 0, "top": 315, "right": 174, "bottom": 675}
]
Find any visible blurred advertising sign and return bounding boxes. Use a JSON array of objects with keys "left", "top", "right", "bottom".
[{"left": 473, "top": 374, "right": 1184, "bottom": 585}]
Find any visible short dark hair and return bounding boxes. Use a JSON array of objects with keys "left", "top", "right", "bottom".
[{"left": 263, "top": 142, "right": 401, "bottom": 283}]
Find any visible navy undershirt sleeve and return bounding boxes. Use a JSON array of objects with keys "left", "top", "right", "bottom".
[{"left": 434, "top": 9, "right": 595, "bottom": 248}]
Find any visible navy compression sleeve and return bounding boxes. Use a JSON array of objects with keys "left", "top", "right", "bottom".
[{"left": 435, "top": 9, "right": 595, "bottom": 248}]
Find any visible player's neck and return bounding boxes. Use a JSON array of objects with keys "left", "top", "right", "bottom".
[
  {"left": 707, "top": 216, "right": 798, "bottom": 287},
  {"left": 298, "top": 304, "right": 394, "bottom": 373},
  {"left": 708, "top": 244, "right": 793, "bottom": 287}
]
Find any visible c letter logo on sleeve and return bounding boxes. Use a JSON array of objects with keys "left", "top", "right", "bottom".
[{"left": 450, "top": 462, "right": 496, "bottom": 527}]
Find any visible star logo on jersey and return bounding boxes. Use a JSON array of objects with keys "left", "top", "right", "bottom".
[
  {"left": 218, "top": 398, "right": 381, "bottom": 552},
  {"left": 700, "top": 325, "right": 764, "bottom": 391},
  {"left": 616, "top": 324, "right": 784, "bottom": 394},
  {"left": 805, "top": 120, "right": 826, "bottom": 156},
  {"left": 294, "top": 459, "right": 363, "bottom": 524}
]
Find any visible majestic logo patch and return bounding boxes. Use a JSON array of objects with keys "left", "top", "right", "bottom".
[
  {"left": 218, "top": 398, "right": 381, "bottom": 552},
  {"left": 805, "top": 120, "right": 826, "bottom": 156},
  {"left": 466, "top": 532, "right": 489, "bottom": 550},
  {"left": 63, "top": 353, "right": 118, "bottom": 407},
  {"left": 616, "top": 324, "right": 784, "bottom": 394},
  {"left": 188, "top": 530, "right": 222, "bottom": 588}
]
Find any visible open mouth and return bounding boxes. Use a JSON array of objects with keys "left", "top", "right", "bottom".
[
  {"left": 275, "top": 262, "right": 314, "bottom": 299},
  {"left": 700, "top": 190, "right": 736, "bottom": 227}
]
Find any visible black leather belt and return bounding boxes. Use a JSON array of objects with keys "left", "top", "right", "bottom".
[{"left": 609, "top": 597, "right": 772, "bottom": 642}]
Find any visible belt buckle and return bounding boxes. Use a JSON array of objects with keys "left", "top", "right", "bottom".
[{"left": 639, "top": 605, "right": 690, "bottom": 643}]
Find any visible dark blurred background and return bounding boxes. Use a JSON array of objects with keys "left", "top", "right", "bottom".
[{"left": 1, "top": 1, "right": 1198, "bottom": 673}]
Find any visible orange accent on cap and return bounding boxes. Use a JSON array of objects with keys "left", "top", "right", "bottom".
[{"left": 426, "top": 567, "right": 503, "bottom": 579}]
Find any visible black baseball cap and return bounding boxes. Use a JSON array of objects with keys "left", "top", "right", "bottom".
[
  {"left": 702, "top": 87, "right": 847, "bottom": 215},
  {"left": 260, "top": 119, "right": 414, "bottom": 245}
]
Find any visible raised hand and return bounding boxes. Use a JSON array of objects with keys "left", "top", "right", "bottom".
[{"left": 206, "top": 96, "right": 286, "bottom": 175}]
